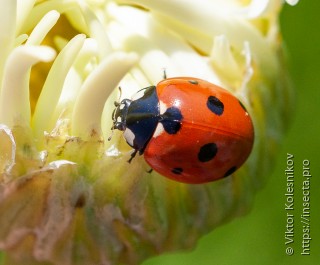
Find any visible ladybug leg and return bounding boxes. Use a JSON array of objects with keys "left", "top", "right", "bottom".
[
  {"left": 128, "top": 149, "right": 138, "bottom": 163},
  {"left": 107, "top": 121, "right": 124, "bottom": 141},
  {"left": 146, "top": 168, "right": 153, "bottom": 174},
  {"left": 107, "top": 129, "right": 114, "bottom": 141}
]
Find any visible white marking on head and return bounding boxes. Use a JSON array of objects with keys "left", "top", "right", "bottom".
[
  {"left": 124, "top": 128, "right": 135, "bottom": 147},
  {"left": 153, "top": 123, "right": 164, "bottom": 138},
  {"left": 119, "top": 103, "right": 125, "bottom": 110},
  {"left": 159, "top": 100, "right": 167, "bottom": 115}
]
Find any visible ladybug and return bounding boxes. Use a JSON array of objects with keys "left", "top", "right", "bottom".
[{"left": 111, "top": 77, "right": 254, "bottom": 184}]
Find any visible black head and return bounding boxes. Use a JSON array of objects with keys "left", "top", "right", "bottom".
[
  {"left": 111, "top": 86, "right": 160, "bottom": 152},
  {"left": 111, "top": 99, "right": 132, "bottom": 131}
]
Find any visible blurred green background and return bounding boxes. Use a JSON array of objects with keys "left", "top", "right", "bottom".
[{"left": 143, "top": 1, "right": 320, "bottom": 265}]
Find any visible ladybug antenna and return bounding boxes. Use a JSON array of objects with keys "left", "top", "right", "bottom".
[
  {"left": 118, "top": 86, "right": 123, "bottom": 100},
  {"left": 162, "top": 68, "right": 167, "bottom": 79}
]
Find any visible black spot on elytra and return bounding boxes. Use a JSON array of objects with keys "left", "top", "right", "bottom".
[
  {"left": 207, "top": 96, "right": 224, "bottom": 116},
  {"left": 160, "top": 107, "right": 183, "bottom": 134},
  {"left": 172, "top": 167, "right": 183, "bottom": 175},
  {"left": 238, "top": 100, "right": 247, "bottom": 112},
  {"left": 223, "top": 166, "right": 237, "bottom": 178},
  {"left": 198, "top": 143, "right": 218, "bottom": 162},
  {"left": 188, "top": 80, "right": 199, "bottom": 85}
]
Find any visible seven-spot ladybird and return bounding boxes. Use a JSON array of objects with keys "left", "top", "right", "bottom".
[{"left": 111, "top": 77, "right": 254, "bottom": 184}]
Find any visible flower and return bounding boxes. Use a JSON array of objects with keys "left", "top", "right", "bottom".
[{"left": 0, "top": 0, "right": 298, "bottom": 264}]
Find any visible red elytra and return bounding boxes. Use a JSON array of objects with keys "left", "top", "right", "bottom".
[{"left": 112, "top": 77, "right": 254, "bottom": 184}]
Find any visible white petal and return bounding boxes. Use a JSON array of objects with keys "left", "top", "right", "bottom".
[
  {"left": 0, "top": 0, "right": 16, "bottom": 86},
  {"left": 210, "top": 35, "right": 242, "bottom": 83},
  {"left": 126, "top": 0, "right": 278, "bottom": 80},
  {"left": 239, "top": 41, "right": 254, "bottom": 94},
  {"left": 233, "top": 0, "right": 269, "bottom": 19},
  {"left": 32, "top": 34, "right": 86, "bottom": 141},
  {"left": 19, "top": 0, "right": 75, "bottom": 34},
  {"left": 72, "top": 52, "right": 138, "bottom": 138},
  {"left": 15, "top": 34, "right": 28, "bottom": 46},
  {"left": 26, "top": 10, "right": 60, "bottom": 45},
  {"left": 78, "top": 2, "right": 112, "bottom": 60},
  {"left": 0, "top": 46, "right": 56, "bottom": 127},
  {"left": 16, "top": 0, "right": 36, "bottom": 33}
]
